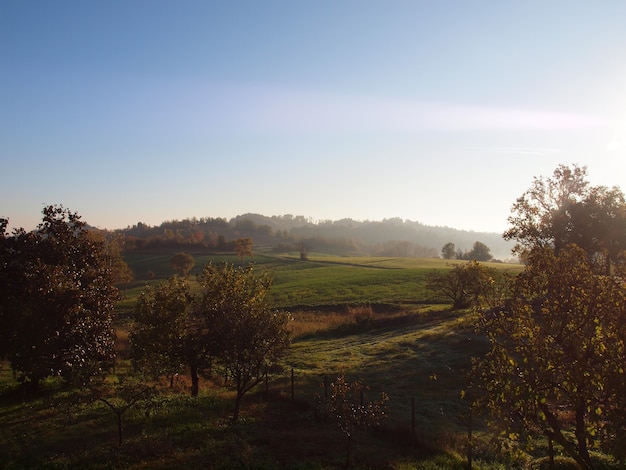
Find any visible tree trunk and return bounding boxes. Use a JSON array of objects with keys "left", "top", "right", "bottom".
[
  {"left": 233, "top": 392, "right": 242, "bottom": 422},
  {"left": 540, "top": 403, "right": 593, "bottom": 470},
  {"left": 190, "top": 363, "right": 199, "bottom": 397},
  {"left": 548, "top": 436, "right": 554, "bottom": 469},
  {"left": 117, "top": 411, "right": 124, "bottom": 447},
  {"left": 575, "top": 405, "right": 594, "bottom": 469}
]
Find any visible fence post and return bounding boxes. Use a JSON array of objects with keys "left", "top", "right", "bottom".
[
  {"left": 467, "top": 404, "right": 472, "bottom": 470},
  {"left": 291, "top": 368, "right": 294, "bottom": 401},
  {"left": 324, "top": 375, "right": 328, "bottom": 400},
  {"left": 411, "top": 397, "right": 416, "bottom": 446}
]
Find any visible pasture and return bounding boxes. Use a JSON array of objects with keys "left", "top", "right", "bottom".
[
  {"left": 119, "top": 252, "right": 522, "bottom": 311},
  {"left": 6, "top": 252, "right": 597, "bottom": 469}
]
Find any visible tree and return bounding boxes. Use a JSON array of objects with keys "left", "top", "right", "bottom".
[
  {"left": 131, "top": 276, "right": 213, "bottom": 396},
  {"left": 504, "top": 164, "right": 589, "bottom": 255},
  {"left": 88, "top": 374, "right": 157, "bottom": 446},
  {"left": 131, "top": 276, "right": 192, "bottom": 385},
  {"left": 196, "top": 262, "right": 291, "bottom": 420},
  {"left": 441, "top": 242, "right": 456, "bottom": 259},
  {"left": 465, "top": 241, "right": 493, "bottom": 262},
  {"left": 233, "top": 237, "right": 253, "bottom": 263},
  {"left": 315, "top": 373, "right": 388, "bottom": 469},
  {"left": 428, "top": 261, "right": 502, "bottom": 309},
  {"left": 169, "top": 251, "right": 195, "bottom": 277},
  {"left": 504, "top": 163, "right": 626, "bottom": 273},
  {"left": 0, "top": 206, "right": 118, "bottom": 388},
  {"left": 88, "top": 230, "right": 134, "bottom": 294},
  {"left": 474, "top": 245, "right": 626, "bottom": 468}
]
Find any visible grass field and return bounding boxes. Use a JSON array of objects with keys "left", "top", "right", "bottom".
[
  {"left": 119, "top": 252, "right": 523, "bottom": 312},
  {"left": 6, "top": 253, "right": 604, "bottom": 469}
]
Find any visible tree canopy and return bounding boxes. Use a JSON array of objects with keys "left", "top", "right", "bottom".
[
  {"left": 504, "top": 163, "right": 626, "bottom": 273},
  {"left": 169, "top": 251, "right": 195, "bottom": 277},
  {"left": 0, "top": 206, "right": 118, "bottom": 388},
  {"left": 131, "top": 276, "right": 193, "bottom": 383},
  {"left": 233, "top": 238, "right": 253, "bottom": 263},
  {"left": 474, "top": 245, "right": 626, "bottom": 468},
  {"left": 130, "top": 262, "right": 291, "bottom": 418},
  {"left": 196, "top": 262, "right": 291, "bottom": 420}
]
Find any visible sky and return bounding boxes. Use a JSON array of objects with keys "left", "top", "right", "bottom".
[{"left": 2, "top": 1, "right": 626, "bottom": 234}]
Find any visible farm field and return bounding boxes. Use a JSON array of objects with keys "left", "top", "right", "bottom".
[{"left": 5, "top": 253, "right": 607, "bottom": 469}]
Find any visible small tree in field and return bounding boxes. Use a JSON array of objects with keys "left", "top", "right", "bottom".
[
  {"left": 428, "top": 261, "right": 502, "bottom": 309},
  {"left": 316, "top": 373, "right": 388, "bottom": 469},
  {"left": 234, "top": 237, "right": 253, "bottom": 263},
  {"left": 197, "top": 262, "right": 291, "bottom": 420},
  {"left": 88, "top": 374, "right": 157, "bottom": 447},
  {"left": 465, "top": 241, "right": 493, "bottom": 262},
  {"left": 169, "top": 251, "right": 195, "bottom": 277},
  {"left": 441, "top": 242, "right": 456, "bottom": 259}
]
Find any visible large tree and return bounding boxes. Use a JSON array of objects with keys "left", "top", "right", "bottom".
[
  {"left": 196, "top": 262, "right": 291, "bottom": 420},
  {"left": 504, "top": 164, "right": 626, "bottom": 273},
  {"left": 474, "top": 245, "right": 626, "bottom": 468},
  {"left": 0, "top": 206, "right": 118, "bottom": 388}
]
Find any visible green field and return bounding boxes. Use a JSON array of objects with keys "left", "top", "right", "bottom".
[
  {"left": 5, "top": 253, "right": 600, "bottom": 469},
  {"left": 120, "top": 252, "right": 522, "bottom": 311}
]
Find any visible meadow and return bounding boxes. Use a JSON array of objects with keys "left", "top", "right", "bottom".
[{"left": 4, "top": 252, "right": 601, "bottom": 469}]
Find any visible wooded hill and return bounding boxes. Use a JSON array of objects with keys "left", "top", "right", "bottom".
[{"left": 119, "top": 213, "right": 515, "bottom": 261}]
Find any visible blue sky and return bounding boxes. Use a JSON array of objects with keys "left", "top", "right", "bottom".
[{"left": 2, "top": 1, "right": 626, "bottom": 233}]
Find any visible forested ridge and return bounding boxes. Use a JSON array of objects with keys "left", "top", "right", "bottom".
[{"left": 118, "top": 213, "right": 514, "bottom": 261}]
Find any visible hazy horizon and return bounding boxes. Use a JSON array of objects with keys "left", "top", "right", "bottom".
[{"left": 3, "top": 2, "right": 626, "bottom": 233}]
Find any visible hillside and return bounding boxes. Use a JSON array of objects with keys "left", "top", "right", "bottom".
[{"left": 117, "top": 213, "right": 515, "bottom": 261}]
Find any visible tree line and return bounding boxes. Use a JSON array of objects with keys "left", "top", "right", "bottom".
[
  {"left": 114, "top": 212, "right": 512, "bottom": 259},
  {"left": 440, "top": 240, "right": 493, "bottom": 261}
]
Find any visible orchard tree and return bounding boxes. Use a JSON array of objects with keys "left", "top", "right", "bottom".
[
  {"left": 0, "top": 206, "right": 118, "bottom": 388},
  {"left": 169, "top": 251, "right": 195, "bottom": 277},
  {"left": 88, "top": 374, "right": 157, "bottom": 446},
  {"left": 316, "top": 373, "right": 388, "bottom": 468},
  {"left": 196, "top": 262, "right": 291, "bottom": 420},
  {"left": 131, "top": 276, "right": 192, "bottom": 385},
  {"left": 131, "top": 276, "right": 213, "bottom": 396},
  {"left": 474, "top": 245, "right": 626, "bottom": 468}
]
